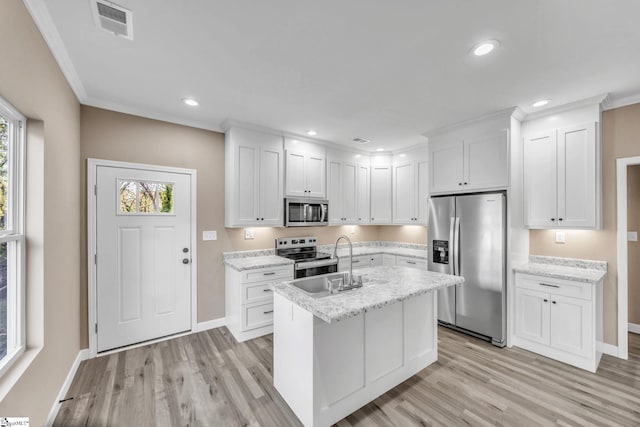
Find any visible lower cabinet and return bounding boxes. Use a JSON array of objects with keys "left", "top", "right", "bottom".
[
  {"left": 396, "top": 255, "right": 426, "bottom": 269},
  {"left": 339, "top": 254, "right": 425, "bottom": 271},
  {"left": 514, "top": 273, "right": 602, "bottom": 372},
  {"left": 225, "top": 264, "right": 294, "bottom": 342}
]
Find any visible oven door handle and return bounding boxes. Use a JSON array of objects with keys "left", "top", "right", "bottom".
[{"left": 295, "top": 258, "right": 339, "bottom": 270}]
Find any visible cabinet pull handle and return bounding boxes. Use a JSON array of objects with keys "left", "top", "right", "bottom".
[
  {"left": 539, "top": 283, "right": 559, "bottom": 288},
  {"left": 263, "top": 289, "right": 272, "bottom": 292},
  {"left": 263, "top": 272, "right": 276, "bottom": 276},
  {"left": 263, "top": 310, "right": 274, "bottom": 314},
  {"left": 544, "top": 299, "right": 548, "bottom": 302},
  {"left": 406, "top": 261, "right": 416, "bottom": 265},
  {"left": 353, "top": 260, "right": 360, "bottom": 263}
]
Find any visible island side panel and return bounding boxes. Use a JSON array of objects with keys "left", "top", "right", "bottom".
[
  {"left": 273, "top": 293, "right": 316, "bottom": 426},
  {"left": 404, "top": 292, "right": 437, "bottom": 363},
  {"left": 366, "top": 302, "right": 404, "bottom": 383}
]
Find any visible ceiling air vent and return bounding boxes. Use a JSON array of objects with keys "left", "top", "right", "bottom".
[
  {"left": 352, "top": 137, "right": 371, "bottom": 145},
  {"left": 91, "top": 0, "right": 133, "bottom": 40}
]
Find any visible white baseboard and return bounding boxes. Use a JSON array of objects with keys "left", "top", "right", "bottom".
[
  {"left": 628, "top": 323, "right": 640, "bottom": 334},
  {"left": 602, "top": 343, "right": 619, "bottom": 357},
  {"left": 194, "top": 317, "right": 226, "bottom": 332},
  {"left": 46, "top": 349, "right": 89, "bottom": 427}
]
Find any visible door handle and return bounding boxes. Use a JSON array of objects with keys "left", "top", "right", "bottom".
[
  {"left": 449, "top": 217, "right": 455, "bottom": 276},
  {"left": 454, "top": 217, "right": 460, "bottom": 277},
  {"left": 182, "top": 258, "right": 190, "bottom": 264}
]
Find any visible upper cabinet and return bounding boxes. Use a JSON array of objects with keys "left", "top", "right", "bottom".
[
  {"left": 327, "top": 150, "right": 370, "bottom": 225},
  {"left": 370, "top": 155, "right": 393, "bottom": 224},
  {"left": 524, "top": 122, "right": 599, "bottom": 229},
  {"left": 284, "top": 138, "right": 326, "bottom": 198},
  {"left": 225, "top": 127, "right": 284, "bottom": 227},
  {"left": 393, "top": 147, "right": 428, "bottom": 225},
  {"left": 429, "top": 129, "right": 509, "bottom": 194}
]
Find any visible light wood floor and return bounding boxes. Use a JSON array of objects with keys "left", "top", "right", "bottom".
[{"left": 54, "top": 328, "right": 640, "bottom": 426}]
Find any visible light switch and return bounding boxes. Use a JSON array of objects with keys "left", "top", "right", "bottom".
[
  {"left": 628, "top": 231, "right": 638, "bottom": 242},
  {"left": 555, "top": 231, "right": 565, "bottom": 244},
  {"left": 202, "top": 230, "right": 217, "bottom": 241},
  {"left": 245, "top": 228, "right": 255, "bottom": 240}
]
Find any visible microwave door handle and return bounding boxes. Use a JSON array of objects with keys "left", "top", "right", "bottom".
[
  {"left": 321, "top": 204, "right": 327, "bottom": 222},
  {"left": 303, "top": 204, "right": 309, "bottom": 221}
]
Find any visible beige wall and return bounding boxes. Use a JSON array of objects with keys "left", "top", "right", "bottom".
[
  {"left": 530, "top": 103, "right": 640, "bottom": 345},
  {"left": 0, "top": 0, "right": 81, "bottom": 424},
  {"left": 628, "top": 165, "right": 640, "bottom": 325}
]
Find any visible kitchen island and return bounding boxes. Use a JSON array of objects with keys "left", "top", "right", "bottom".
[{"left": 272, "top": 266, "right": 463, "bottom": 427}]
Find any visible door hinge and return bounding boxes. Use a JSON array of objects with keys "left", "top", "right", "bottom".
[
  {"left": 94, "top": 254, "right": 97, "bottom": 264},
  {"left": 94, "top": 185, "right": 97, "bottom": 196},
  {"left": 95, "top": 323, "right": 98, "bottom": 334}
]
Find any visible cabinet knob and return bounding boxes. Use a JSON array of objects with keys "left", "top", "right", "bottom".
[
  {"left": 458, "top": 182, "right": 462, "bottom": 186},
  {"left": 558, "top": 218, "right": 564, "bottom": 221},
  {"left": 261, "top": 218, "right": 264, "bottom": 221},
  {"left": 552, "top": 301, "right": 557, "bottom": 304},
  {"left": 371, "top": 218, "right": 375, "bottom": 220},
  {"left": 256, "top": 217, "right": 259, "bottom": 220},
  {"left": 550, "top": 218, "right": 556, "bottom": 221},
  {"left": 358, "top": 218, "right": 362, "bottom": 220},
  {"left": 463, "top": 182, "right": 468, "bottom": 185},
  {"left": 544, "top": 299, "right": 548, "bottom": 302}
]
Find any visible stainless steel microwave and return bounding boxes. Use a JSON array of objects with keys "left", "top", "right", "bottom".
[{"left": 285, "top": 198, "right": 329, "bottom": 227}]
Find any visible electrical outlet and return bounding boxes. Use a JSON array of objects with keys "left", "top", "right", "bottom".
[
  {"left": 202, "top": 230, "right": 217, "bottom": 241},
  {"left": 628, "top": 231, "right": 638, "bottom": 242},
  {"left": 244, "top": 228, "right": 254, "bottom": 240},
  {"left": 555, "top": 231, "right": 565, "bottom": 244}
]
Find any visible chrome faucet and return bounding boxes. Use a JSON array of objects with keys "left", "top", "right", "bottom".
[{"left": 332, "top": 235, "right": 362, "bottom": 290}]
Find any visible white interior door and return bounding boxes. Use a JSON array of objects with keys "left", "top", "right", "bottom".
[{"left": 96, "top": 165, "right": 192, "bottom": 352}]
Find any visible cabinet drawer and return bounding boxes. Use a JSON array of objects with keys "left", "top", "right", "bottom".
[
  {"left": 516, "top": 274, "right": 592, "bottom": 300},
  {"left": 242, "top": 265, "right": 293, "bottom": 284},
  {"left": 243, "top": 282, "right": 274, "bottom": 304},
  {"left": 396, "top": 256, "right": 425, "bottom": 269},
  {"left": 242, "top": 302, "right": 274, "bottom": 331}
]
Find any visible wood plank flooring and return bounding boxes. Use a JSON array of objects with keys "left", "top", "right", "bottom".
[{"left": 54, "top": 328, "right": 640, "bottom": 426}]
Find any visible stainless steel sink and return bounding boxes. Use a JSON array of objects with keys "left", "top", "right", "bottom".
[{"left": 290, "top": 272, "right": 352, "bottom": 298}]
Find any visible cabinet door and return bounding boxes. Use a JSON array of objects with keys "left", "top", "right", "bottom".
[
  {"left": 327, "top": 160, "right": 343, "bottom": 224},
  {"left": 416, "top": 160, "right": 429, "bottom": 224},
  {"left": 305, "top": 154, "right": 326, "bottom": 198},
  {"left": 382, "top": 254, "right": 396, "bottom": 266},
  {"left": 515, "top": 288, "right": 550, "bottom": 345},
  {"left": 464, "top": 130, "right": 509, "bottom": 191},
  {"left": 550, "top": 295, "right": 592, "bottom": 358},
  {"left": 370, "top": 254, "right": 383, "bottom": 267},
  {"left": 393, "top": 161, "right": 415, "bottom": 224},
  {"left": 557, "top": 123, "right": 596, "bottom": 228},
  {"left": 370, "top": 165, "right": 392, "bottom": 224},
  {"left": 285, "top": 151, "right": 307, "bottom": 197},
  {"left": 524, "top": 131, "right": 557, "bottom": 228},
  {"left": 259, "top": 146, "right": 284, "bottom": 225},
  {"left": 429, "top": 141, "right": 463, "bottom": 194},
  {"left": 235, "top": 144, "right": 260, "bottom": 225},
  {"left": 356, "top": 164, "right": 370, "bottom": 224},
  {"left": 342, "top": 162, "right": 358, "bottom": 222}
]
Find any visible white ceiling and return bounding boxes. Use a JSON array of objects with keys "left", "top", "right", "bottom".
[{"left": 26, "top": 0, "right": 640, "bottom": 151}]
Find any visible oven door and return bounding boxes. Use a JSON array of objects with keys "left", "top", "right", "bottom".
[{"left": 295, "top": 259, "right": 338, "bottom": 279}]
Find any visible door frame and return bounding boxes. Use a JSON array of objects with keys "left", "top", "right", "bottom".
[
  {"left": 616, "top": 155, "right": 640, "bottom": 360},
  {"left": 87, "top": 158, "right": 198, "bottom": 358}
]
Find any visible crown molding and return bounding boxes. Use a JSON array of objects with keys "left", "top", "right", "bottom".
[
  {"left": 423, "top": 106, "right": 522, "bottom": 139},
  {"left": 23, "top": 0, "right": 88, "bottom": 102},
  {"left": 522, "top": 93, "right": 609, "bottom": 121},
  {"left": 603, "top": 91, "right": 640, "bottom": 111}
]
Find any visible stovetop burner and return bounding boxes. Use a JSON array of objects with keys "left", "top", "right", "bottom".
[{"left": 275, "top": 236, "right": 332, "bottom": 263}]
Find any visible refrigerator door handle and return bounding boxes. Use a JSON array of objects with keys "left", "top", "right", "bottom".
[
  {"left": 449, "top": 217, "right": 456, "bottom": 275},
  {"left": 454, "top": 217, "right": 461, "bottom": 276}
]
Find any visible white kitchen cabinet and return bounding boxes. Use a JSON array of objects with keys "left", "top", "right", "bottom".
[
  {"left": 370, "top": 254, "right": 383, "bottom": 267},
  {"left": 513, "top": 273, "right": 602, "bottom": 372},
  {"left": 396, "top": 256, "right": 425, "bottom": 269},
  {"left": 356, "top": 164, "right": 370, "bottom": 224},
  {"left": 225, "top": 127, "right": 284, "bottom": 227},
  {"left": 524, "top": 122, "right": 598, "bottom": 229},
  {"left": 382, "top": 254, "right": 396, "bottom": 266},
  {"left": 328, "top": 154, "right": 365, "bottom": 225},
  {"left": 370, "top": 161, "right": 392, "bottom": 224},
  {"left": 225, "top": 264, "right": 294, "bottom": 342},
  {"left": 393, "top": 148, "right": 428, "bottom": 225},
  {"left": 284, "top": 138, "right": 326, "bottom": 198},
  {"left": 429, "top": 129, "right": 508, "bottom": 195}
]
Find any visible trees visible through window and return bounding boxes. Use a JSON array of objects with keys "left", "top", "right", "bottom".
[
  {"left": 119, "top": 180, "right": 174, "bottom": 214},
  {"left": 0, "top": 96, "right": 25, "bottom": 377}
]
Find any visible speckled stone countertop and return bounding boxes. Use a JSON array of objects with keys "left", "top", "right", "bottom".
[
  {"left": 513, "top": 255, "right": 607, "bottom": 283},
  {"left": 223, "top": 241, "right": 427, "bottom": 271},
  {"left": 272, "top": 266, "right": 463, "bottom": 323}
]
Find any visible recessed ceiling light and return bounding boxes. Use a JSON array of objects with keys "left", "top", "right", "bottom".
[
  {"left": 376, "top": 148, "right": 385, "bottom": 152},
  {"left": 183, "top": 98, "right": 199, "bottom": 107},
  {"left": 532, "top": 99, "right": 551, "bottom": 108},
  {"left": 354, "top": 154, "right": 361, "bottom": 158},
  {"left": 306, "top": 130, "right": 318, "bottom": 136},
  {"left": 399, "top": 153, "right": 407, "bottom": 158},
  {"left": 472, "top": 40, "right": 499, "bottom": 56}
]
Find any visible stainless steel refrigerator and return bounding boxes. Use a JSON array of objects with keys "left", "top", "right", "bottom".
[{"left": 428, "top": 192, "right": 506, "bottom": 346}]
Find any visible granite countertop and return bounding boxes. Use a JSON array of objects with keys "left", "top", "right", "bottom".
[
  {"left": 223, "top": 241, "right": 428, "bottom": 271},
  {"left": 513, "top": 255, "right": 607, "bottom": 283},
  {"left": 272, "top": 266, "right": 463, "bottom": 323}
]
